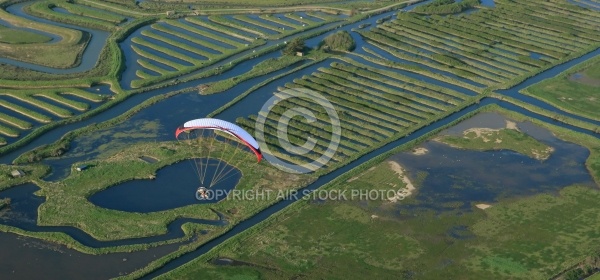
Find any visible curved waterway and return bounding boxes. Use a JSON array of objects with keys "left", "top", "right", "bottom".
[
  {"left": 0, "top": 18, "right": 60, "bottom": 43},
  {"left": 4, "top": 0, "right": 600, "bottom": 277},
  {"left": 3, "top": 61, "right": 600, "bottom": 280},
  {"left": 0, "top": 2, "right": 109, "bottom": 73},
  {"left": 0, "top": 183, "right": 227, "bottom": 248},
  {"left": 117, "top": 2, "right": 406, "bottom": 89},
  {"left": 141, "top": 97, "right": 600, "bottom": 278},
  {"left": 0, "top": 231, "right": 188, "bottom": 279},
  {"left": 0, "top": 0, "right": 428, "bottom": 161}
]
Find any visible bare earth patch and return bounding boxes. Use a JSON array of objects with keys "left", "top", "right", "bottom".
[
  {"left": 505, "top": 120, "right": 519, "bottom": 131},
  {"left": 475, "top": 203, "right": 491, "bottom": 210},
  {"left": 412, "top": 147, "right": 429, "bottom": 155},
  {"left": 387, "top": 161, "right": 416, "bottom": 203},
  {"left": 461, "top": 120, "right": 519, "bottom": 143},
  {"left": 531, "top": 146, "right": 555, "bottom": 161}
]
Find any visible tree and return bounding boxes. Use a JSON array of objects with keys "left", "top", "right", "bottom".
[
  {"left": 320, "top": 31, "right": 355, "bottom": 52},
  {"left": 282, "top": 38, "right": 305, "bottom": 56}
]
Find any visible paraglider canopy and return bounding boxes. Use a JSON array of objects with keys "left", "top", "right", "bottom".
[{"left": 175, "top": 118, "right": 262, "bottom": 162}]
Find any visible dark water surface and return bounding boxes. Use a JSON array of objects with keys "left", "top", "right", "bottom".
[
  {"left": 3, "top": 0, "right": 600, "bottom": 278},
  {"left": 391, "top": 113, "right": 595, "bottom": 212},
  {"left": 89, "top": 159, "right": 241, "bottom": 212}
]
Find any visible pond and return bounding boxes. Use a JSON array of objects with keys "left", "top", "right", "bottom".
[
  {"left": 88, "top": 159, "right": 242, "bottom": 212},
  {"left": 390, "top": 112, "right": 596, "bottom": 212},
  {"left": 3, "top": 0, "right": 600, "bottom": 277}
]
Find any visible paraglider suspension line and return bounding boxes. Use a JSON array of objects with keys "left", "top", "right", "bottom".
[{"left": 210, "top": 141, "right": 244, "bottom": 187}]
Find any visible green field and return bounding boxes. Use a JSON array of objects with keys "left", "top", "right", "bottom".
[
  {"left": 0, "top": 89, "right": 106, "bottom": 142},
  {"left": 29, "top": 141, "right": 315, "bottom": 240},
  {"left": 0, "top": 7, "right": 88, "bottom": 68},
  {"left": 129, "top": 18, "right": 262, "bottom": 88},
  {"left": 522, "top": 57, "right": 600, "bottom": 121},
  {"left": 128, "top": 11, "right": 339, "bottom": 88},
  {"left": 161, "top": 108, "right": 600, "bottom": 279},
  {"left": 0, "top": 25, "right": 52, "bottom": 44},
  {"left": 163, "top": 186, "right": 600, "bottom": 280},
  {"left": 0, "top": 163, "right": 50, "bottom": 191},
  {"left": 589, "top": 272, "right": 600, "bottom": 280},
  {"left": 139, "top": 0, "right": 394, "bottom": 10},
  {"left": 236, "top": 58, "right": 473, "bottom": 171},
  {"left": 436, "top": 126, "right": 554, "bottom": 160},
  {"left": 2, "top": 0, "right": 600, "bottom": 278},
  {"left": 25, "top": 0, "right": 128, "bottom": 31},
  {"left": 357, "top": 0, "right": 600, "bottom": 89}
]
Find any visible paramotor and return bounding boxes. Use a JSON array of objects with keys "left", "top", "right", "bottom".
[{"left": 175, "top": 118, "right": 262, "bottom": 200}]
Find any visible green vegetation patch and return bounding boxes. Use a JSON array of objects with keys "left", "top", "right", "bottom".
[
  {"left": 26, "top": 0, "right": 123, "bottom": 31},
  {"left": 162, "top": 108, "right": 600, "bottom": 280},
  {"left": 34, "top": 141, "right": 315, "bottom": 240},
  {"left": 0, "top": 25, "right": 52, "bottom": 44},
  {"left": 468, "top": 186, "right": 600, "bottom": 278},
  {"left": 237, "top": 57, "right": 474, "bottom": 171},
  {"left": 0, "top": 197, "right": 9, "bottom": 210},
  {"left": 523, "top": 58, "right": 600, "bottom": 121},
  {"left": 0, "top": 164, "right": 50, "bottom": 191},
  {"left": 0, "top": 8, "right": 89, "bottom": 69},
  {"left": 53, "top": 1, "right": 127, "bottom": 24},
  {"left": 320, "top": 30, "right": 355, "bottom": 51},
  {"left": 360, "top": 0, "right": 600, "bottom": 90},
  {"left": 413, "top": 0, "right": 480, "bottom": 15},
  {"left": 201, "top": 55, "right": 304, "bottom": 95},
  {"left": 589, "top": 272, "right": 600, "bottom": 280},
  {"left": 436, "top": 126, "right": 554, "bottom": 160},
  {"left": 140, "top": 0, "right": 389, "bottom": 9},
  {"left": 165, "top": 184, "right": 600, "bottom": 279}
]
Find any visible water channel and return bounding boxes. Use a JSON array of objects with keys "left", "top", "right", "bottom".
[{"left": 3, "top": 0, "right": 600, "bottom": 278}]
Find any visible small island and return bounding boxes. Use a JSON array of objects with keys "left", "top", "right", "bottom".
[{"left": 435, "top": 120, "right": 554, "bottom": 160}]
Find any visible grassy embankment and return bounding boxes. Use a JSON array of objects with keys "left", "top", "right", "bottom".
[
  {"left": 30, "top": 141, "right": 313, "bottom": 240},
  {"left": 25, "top": 0, "right": 127, "bottom": 31},
  {"left": 127, "top": 10, "right": 351, "bottom": 89},
  {"left": 0, "top": 163, "right": 50, "bottom": 191},
  {"left": 0, "top": 5, "right": 88, "bottom": 68},
  {"left": 521, "top": 54, "right": 600, "bottom": 121},
  {"left": 127, "top": 17, "right": 266, "bottom": 88},
  {"left": 488, "top": 92, "right": 600, "bottom": 134},
  {"left": 132, "top": 7, "right": 372, "bottom": 92},
  {"left": 137, "top": 0, "right": 398, "bottom": 12},
  {"left": 206, "top": 58, "right": 328, "bottom": 118},
  {"left": 236, "top": 57, "right": 476, "bottom": 171},
  {"left": 356, "top": 0, "right": 600, "bottom": 92},
  {"left": 0, "top": 16, "right": 163, "bottom": 154},
  {"left": 159, "top": 106, "right": 600, "bottom": 280},
  {"left": 0, "top": 0, "right": 158, "bottom": 84},
  {"left": 200, "top": 55, "right": 304, "bottom": 95},
  {"left": 0, "top": 25, "right": 52, "bottom": 44},
  {"left": 0, "top": 88, "right": 106, "bottom": 142}
]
